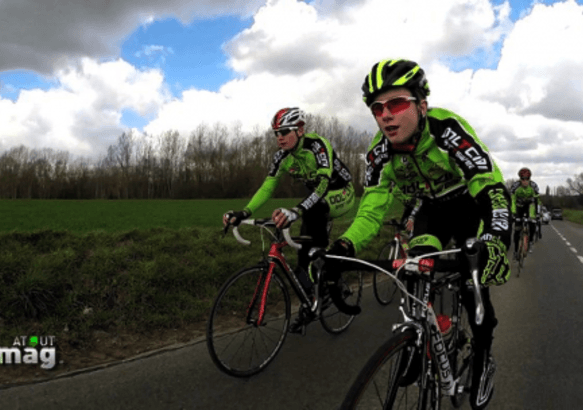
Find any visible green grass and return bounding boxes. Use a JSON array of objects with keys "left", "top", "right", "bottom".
[
  {"left": 0, "top": 198, "right": 365, "bottom": 232},
  {"left": 0, "top": 199, "right": 403, "bottom": 349},
  {"left": 564, "top": 209, "right": 583, "bottom": 225}
]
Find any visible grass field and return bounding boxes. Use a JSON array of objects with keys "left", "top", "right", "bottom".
[
  {"left": 0, "top": 199, "right": 306, "bottom": 232},
  {"left": 564, "top": 209, "right": 583, "bottom": 225},
  {"left": 0, "top": 198, "right": 398, "bottom": 350},
  {"left": 0, "top": 198, "right": 370, "bottom": 232}
]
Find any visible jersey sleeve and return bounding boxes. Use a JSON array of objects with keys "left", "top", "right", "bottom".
[
  {"left": 296, "top": 137, "right": 334, "bottom": 213},
  {"left": 510, "top": 181, "right": 520, "bottom": 214},
  {"left": 340, "top": 134, "right": 394, "bottom": 253},
  {"left": 243, "top": 150, "right": 287, "bottom": 215}
]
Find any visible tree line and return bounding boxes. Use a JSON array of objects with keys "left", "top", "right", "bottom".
[
  {"left": 0, "top": 114, "right": 373, "bottom": 200},
  {"left": 2, "top": 112, "right": 582, "bottom": 207}
]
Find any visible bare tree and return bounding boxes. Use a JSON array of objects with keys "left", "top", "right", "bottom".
[
  {"left": 158, "top": 130, "right": 185, "bottom": 198},
  {"left": 566, "top": 173, "right": 583, "bottom": 195}
]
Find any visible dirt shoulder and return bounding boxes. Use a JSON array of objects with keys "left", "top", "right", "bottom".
[{"left": 0, "top": 322, "right": 206, "bottom": 388}]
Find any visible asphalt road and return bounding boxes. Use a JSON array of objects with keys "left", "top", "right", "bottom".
[{"left": 2, "top": 220, "right": 583, "bottom": 410}]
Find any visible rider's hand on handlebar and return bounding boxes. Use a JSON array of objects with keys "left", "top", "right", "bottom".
[
  {"left": 223, "top": 210, "right": 250, "bottom": 227},
  {"left": 272, "top": 208, "right": 299, "bottom": 229},
  {"left": 478, "top": 234, "right": 511, "bottom": 286},
  {"left": 327, "top": 238, "right": 355, "bottom": 258}
]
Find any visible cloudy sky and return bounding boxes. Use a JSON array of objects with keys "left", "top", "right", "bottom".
[{"left": 1, "top": 0, "right": 582, "bottom": 190}]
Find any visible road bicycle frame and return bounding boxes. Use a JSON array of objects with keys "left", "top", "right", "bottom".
[
  {"left": 330, "top": 239, "right": 483, "bottom": 398},
  {"left": 235, "top": 220, "right": 325, "bottom": 326}
]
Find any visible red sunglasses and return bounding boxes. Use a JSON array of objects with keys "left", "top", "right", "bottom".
[{"left": 370, "top": 96, "right": 417, "bottom": 117}]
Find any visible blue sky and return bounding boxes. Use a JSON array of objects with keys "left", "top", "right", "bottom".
[
  {"left": 1, "top": 14, "right": 252, "bottom": 129},
  {"left": 1, "top": 0, "right": 583, "bottom": 189}
]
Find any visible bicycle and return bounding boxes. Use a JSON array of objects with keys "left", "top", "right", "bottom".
[
  {"left": 374, "top": 219, "right": 409, "bottom": 306},
  {"left": 329, "top": 238, "right": 485, "bottom": 409},
  {"left": 514, "top": 216, "right": 530, "bottom": 277},
  {"left": 206, "top": 218, "right": 363, "bottom": 377}
]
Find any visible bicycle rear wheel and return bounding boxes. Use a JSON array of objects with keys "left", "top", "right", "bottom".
[
  {"left": 320, "top": 270, "right": 363, "bottom": 334},
  {"left": 340, "top": 329, "right": 440, "bottom": 410},
  {"left": 206, "top": 264, "right": 290, "bottom": 377},
  {"left": 373, "top": 241, "right": 403, "bottom": 305}
]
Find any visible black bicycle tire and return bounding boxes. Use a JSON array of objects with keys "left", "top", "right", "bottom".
[
  {"left": 373, "top": 242, "right": 402, "bottom": 305},
  {"left": 320, "top": 271, "right": 363, "bottom": 334},
  {"left": 340, "top": 329, "right": 439, "bottom": 410},
  {"left": 206, "top": 264, "right": 291, "bottom": 377}
]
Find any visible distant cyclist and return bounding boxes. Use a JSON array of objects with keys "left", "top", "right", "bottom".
[
  {"left": 222, "top": 107, "right": 355, "bottom": 332},
  {"left": 327, "top": 59, "right": 511, "bottom": 410},
  {"left": 510, "top": 167, "right": 541, "bottom": 256}
]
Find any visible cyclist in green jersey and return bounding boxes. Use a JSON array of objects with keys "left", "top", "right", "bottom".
[
  {"left": 223, "top": 107, "right": 355, "bottom": 332},
  {"left": 327, "top": 59, "right": 511, "bottom": 410},
  {"left": 511, "top": 167, "right": 541, "bottom": 257}
]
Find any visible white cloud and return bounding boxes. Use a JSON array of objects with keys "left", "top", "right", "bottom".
[
  {"left": 1, "top": 0, "right": 583, "bottom": 190},
  {"left": 0, "top": 59, "right": 169, "bottom": 156},
  {"left": 0, "top": 0, "right": 265, "bottom": 74}
]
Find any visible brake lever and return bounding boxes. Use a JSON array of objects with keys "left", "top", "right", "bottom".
[
  {"left": 465, "top": 237, "right": 484, "bottom": 325},
  {"left": 222, "top": 224, "right": 231, "bottom": 237}
]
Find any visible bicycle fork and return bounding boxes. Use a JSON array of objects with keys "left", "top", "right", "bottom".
[{"left": 246, "top": 263, "right": 275, "bottom": 327}]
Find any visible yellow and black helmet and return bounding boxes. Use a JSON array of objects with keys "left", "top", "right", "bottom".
[{"left": 362, "top": 59, "right": 430, "bottom": 106}]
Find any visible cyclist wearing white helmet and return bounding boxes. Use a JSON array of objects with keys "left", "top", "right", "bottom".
[
  {"left": 328, "top": 59, "right": 512, "bottom": 410},
  {"left": 223, "top": 107, "right": 355, "bottom": 332}
]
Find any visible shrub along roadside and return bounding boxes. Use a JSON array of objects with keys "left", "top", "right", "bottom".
[{"left": 0, "top": 220, "right": 391, "bottom": 350}]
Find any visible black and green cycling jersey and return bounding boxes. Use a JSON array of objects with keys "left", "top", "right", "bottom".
[
  {"left": 243, "top": 133, "right": 354, "bottom": 218},
  {"left": 510, "top": 180, "right": 540, "bottom": 218},
  {"left": 390, "top": 183, "right": 422, "bottom": 219},
  {"left": 341, "top": 107, "right": 511, "bottom": 253}
]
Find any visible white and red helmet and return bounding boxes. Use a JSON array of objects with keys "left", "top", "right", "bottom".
[{"left": 271, "top": 107, "right": 306, "bottom": 130}]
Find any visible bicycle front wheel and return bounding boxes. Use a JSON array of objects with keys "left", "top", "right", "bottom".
[
  {"left": 373, "top": 241, "right": 403, "bottom": 305},
  {"left": 450, "top": 304, "right": 474, "bottom": 408},
  {"left": 320, "top": 270, "right": 363, "bottom": 334},
  {"left": 340, "top": 329, "right": 440, "bottom": 410},
  {"left": 206, "top": 264, "right": 290, "bottom": 377}
]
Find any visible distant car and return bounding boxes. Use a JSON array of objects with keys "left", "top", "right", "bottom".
[
  {"left": 542, "top": 207, "right": 551, "bottom": 224},
  {"left": 551, "top": 208, "right": 563, "bottom": 220}
]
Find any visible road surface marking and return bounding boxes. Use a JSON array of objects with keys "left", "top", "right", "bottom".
[{"left": 550, "top": 225, "right": 583, "bottom": 265}]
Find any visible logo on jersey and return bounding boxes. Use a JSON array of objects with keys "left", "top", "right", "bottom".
[
  {"left": 365, "top": 139, "right": 389, "bottom": 187},
  {"left": 440, "top": 127, "right": 490, "bottom": 172},
  {"left": 269, "top": 150, "right": 290, "bottom": 177},
  {"left": 310, "top": 141, "right": 330, "bottom": 168},
  {"left": 488, "top": 188, "right": 510, "bottom": 232}
]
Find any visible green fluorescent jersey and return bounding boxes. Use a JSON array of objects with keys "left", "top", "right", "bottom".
[
  {"left": 342, "top": 107, "right": 510, "bottom": 253},
  {"left": 510, "top": 180, "right": 540, "bottom": 214},
  {"left": 243, "top": 133, "right": 352, "bottom": 215},
  {"left": 390, "top": 183, "right": 422, "bottom": 213}
]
